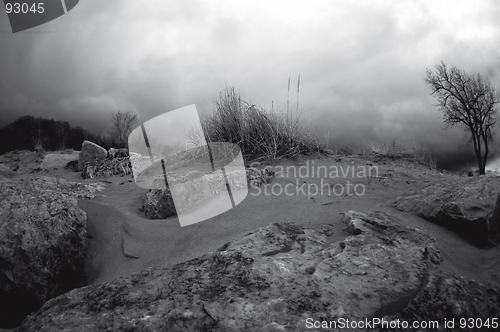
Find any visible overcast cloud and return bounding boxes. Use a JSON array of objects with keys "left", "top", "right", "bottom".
[{"left": 1, "top": 0, "right": 499, "bottom": 168}]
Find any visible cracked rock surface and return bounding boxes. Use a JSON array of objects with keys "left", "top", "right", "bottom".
[
  {"left": 19, "top": 210, "right": 497, "bottom": 332},
  {"left": 0, "top": 176, "right": 104, "bottom": 328},
  {"left": 390, "top": 175, "right": 500, "bottom": 247},
  {"left": 380, "top": 269, "right": 500, "bottom": 332}
]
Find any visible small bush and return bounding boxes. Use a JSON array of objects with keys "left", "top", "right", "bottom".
[{"left": 200, "top": 87, "right": 329, "bottom": 164}]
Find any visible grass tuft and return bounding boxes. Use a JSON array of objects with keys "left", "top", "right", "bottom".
[{"left": 200, "top": 87, "right": 330, "bottom": 164}]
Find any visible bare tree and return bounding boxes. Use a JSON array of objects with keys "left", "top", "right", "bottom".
[
  {"left": 425, "top": 62, "right": 500, "bottom": 175},
  {"left": 110, "top": 111, "right": 138, "bottom": 148}
]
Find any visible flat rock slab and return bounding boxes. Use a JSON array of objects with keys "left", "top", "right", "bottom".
[
  {"left": 389, "top": 175, "right": 500, "bottom": 247},
  {"left": 40, "top": 151, "right": 79, "bottom": 170},
  {"left": 20, "top": 211, "right": 448, "bottom": 331}
]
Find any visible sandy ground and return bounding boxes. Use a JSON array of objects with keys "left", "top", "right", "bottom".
[
  {"left": 42, "top": 154, "right": 500, "bottom": 288},
  {"left": 1, "top": 153, "right": 497, "bottom": 332}
]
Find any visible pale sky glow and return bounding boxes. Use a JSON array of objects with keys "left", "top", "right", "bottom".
[{"left": 0, "top": 0, "right": 499, "bottom": 167}]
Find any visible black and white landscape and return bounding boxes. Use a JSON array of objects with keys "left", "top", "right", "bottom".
[{"left": 1, "top": 1, "right": 500, "bottom": 331}]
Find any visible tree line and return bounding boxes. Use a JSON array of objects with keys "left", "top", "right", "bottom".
[
  {"left": 0, "top": 112, "right": 137, "bottom": 154},
  {"left": 0, "top": 116, "right": 94, "bottom": 154}
]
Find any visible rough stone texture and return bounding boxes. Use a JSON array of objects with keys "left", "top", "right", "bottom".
[
  {"left": 0, "top": 176, "right": 104, "bottom": 328},
  {"left": 78, "top": 140, "right": 107, "bottom": 171},
  {"left": 379, "top": 270, "right": 500, "bottom": 332},
  {"left": 107, "top": 148, "right": 129, "bottom": 159},
  {"left": 64, "top": 160, "right": 79, "bottom": 172},
  {"left": 0, "top": 150, "right": 45, "bottom": 176},
  {"left": 488, "top": 193, "right": 500, "bottom": 245},
  {"left": 140, "top": 187, "right": 177, "bottom": 219},
  {"left": 40, "top": 151, "right": 79, "bottom": 170},
  {"left": 18, "top": 211, "right": 475, "bottom": 332},
  {"left": 246, "top": 166, "right": 274, "bottom": 187},
  {"left": 390, "top": 175, "right": 500, "bottom": 247},
  {"left": 81, "top": 157, "right": 132, "bottom": 179}
]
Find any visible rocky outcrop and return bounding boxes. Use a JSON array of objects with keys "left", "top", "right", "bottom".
[
  {"left": 389, "top": 175, "right": 500, "bottom": 247},
  {"left": 0, "top": 177, "right": 104, "bottom": 329},
  {"left": 78, "top": 141, "right": 107, "bottom": 171},
  {"left": 20, "top": 210, "right": 487, "bottom": 332},
  {"left": 0, "top": 150, "right": 45, "bottom": 176}
]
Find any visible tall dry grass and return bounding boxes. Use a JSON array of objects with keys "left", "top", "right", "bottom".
[{"left": 200, "top": 87, "right": 330, "bottom": 164}]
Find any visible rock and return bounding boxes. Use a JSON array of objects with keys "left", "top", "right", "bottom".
[
  {"left": 0, "top": 150, "right": 45, "bottom": 175},
  {"left": 40, "top": 151, "right": 79, "bottom": 170},
  {"left": 382, "top": 270, "right": 500, "bottom": 332},
  {"left": 246, "top": 166, "right": 274, "bottom": 187},
  {"left": 488, "top": 194, "right": 500, "bottom": 244},
  {"left": 0, "top": 176, "right": 104, "bottom": 329},
  {"left": 19, "top": 211, "right": 473, "bottom": 332},
  {"left": 78, "top": 141, "right": 107, "bottom": 171},
  {"left": 107, "top": 148, "right": 129, "bottom": 159},
  {"left": 390, "top": 176, "right": 500, "bottom": 247},
  {"left": 64, "top": 160, "right": 79, "bottom": 172},
  {"left": 140, "top": 188, "right": 177, "bottom": 219},
  {"left": 140, "top": 167, "right": 269, "bottom": 219},
  {"left": 167, "top": 169, "right": 248, "bottom": 213}
]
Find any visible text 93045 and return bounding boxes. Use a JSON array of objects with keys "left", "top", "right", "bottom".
[{"left": 5, "top": 2, "right": 44, "bottom": 14}]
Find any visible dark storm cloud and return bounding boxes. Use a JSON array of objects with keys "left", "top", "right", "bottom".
[{"left": 0, "top": 0, "right": 499, "bottom": 169}]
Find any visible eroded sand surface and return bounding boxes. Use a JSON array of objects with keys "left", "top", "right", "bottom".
[{"left": 38, "top": 154, "right": 500, "bottom": 288}]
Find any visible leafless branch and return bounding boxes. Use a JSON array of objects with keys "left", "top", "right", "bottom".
[{"left": 425, "top": 62, "right": 500, "bottom": 174}]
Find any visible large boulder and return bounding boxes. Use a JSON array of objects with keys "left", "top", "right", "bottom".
[
  {"left": 78, "top": 141, "right": 107, "bottom": 171},
  {"left": 21, "top": 211, "right": 498, "bottom": 332},
  {"left": 0, "top": 176, "right": 104, "bottom": 329},
  {"left": 390, "top": 175, "right": 500, "bottom": 247}
]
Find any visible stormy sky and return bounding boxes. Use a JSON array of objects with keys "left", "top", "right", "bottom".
[{"left": 1, "top": 0, "right": 499, "bottom": 169}]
